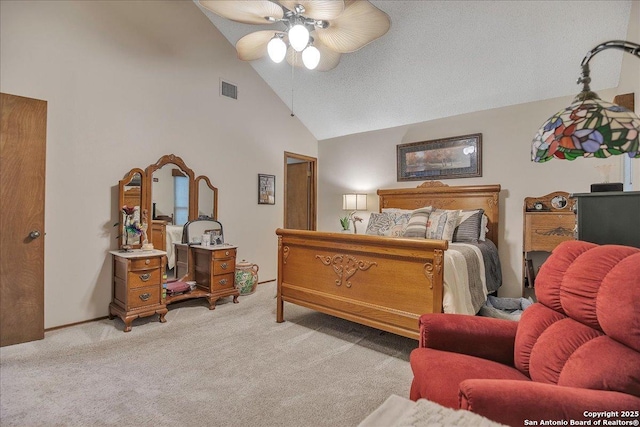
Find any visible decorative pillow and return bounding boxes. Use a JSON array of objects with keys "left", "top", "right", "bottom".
[
  {"left": 480, "top": 214, "right": 489, "bottom": 241},
  {"left": 426, "top": 209, "right": 460, "bottom": 241},
  {"left": 402, "top": 207, "right": 433, "bottom": 238},
  {"left": 365, "top": 211, "right": 412, "bottom": 237},
  {"left": 453, "top": 209, "right": 484, "bottom": 243}
]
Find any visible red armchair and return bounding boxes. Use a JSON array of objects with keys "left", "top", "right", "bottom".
[{"left": 410, "top": 240, "right": 640, "bottom": 426}]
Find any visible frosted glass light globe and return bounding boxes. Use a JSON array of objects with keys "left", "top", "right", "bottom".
[
  {"left": 289, "top": 24, "right": 310, "bottom": 52},
  {"left": 267, "top": 35, "right": 287, "bottom": 63},
  {"left": 302, "top": 45, "right": 320, "bottom": 70}
]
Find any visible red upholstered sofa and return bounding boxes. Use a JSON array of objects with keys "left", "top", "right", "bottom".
[{"left": 410, "top": 240, "right": 640, "bottom": 426}]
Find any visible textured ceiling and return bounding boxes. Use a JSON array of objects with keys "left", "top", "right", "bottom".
[{"left": 196, "top": 1, "right": 633, "bottom": 141}]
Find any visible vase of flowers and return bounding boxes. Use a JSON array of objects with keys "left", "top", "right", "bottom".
[
  {"left": 120, "top": 205, "right": 142, "bottom": 252},
  {"left": 339, "top": 212, "right": 363, "bottom": 234}
]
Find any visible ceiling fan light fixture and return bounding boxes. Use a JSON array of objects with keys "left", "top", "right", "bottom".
[
  {"left": 267, "top": 34, "right": 287, "bottom": 63},
  {"left": 289, "top": 24, "right": 310, "bottom": 52},
  {"left": 302, "top": 45, "right": 320, "bottom": 70}
]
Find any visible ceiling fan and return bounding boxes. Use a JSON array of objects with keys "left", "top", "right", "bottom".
[{"left": 198, "top": 0, "right": 391, "bottom": 71}]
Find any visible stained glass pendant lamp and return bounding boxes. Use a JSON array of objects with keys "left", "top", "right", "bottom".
[{"left": 532, "top": 40, "right": 640, "bottom": 162}]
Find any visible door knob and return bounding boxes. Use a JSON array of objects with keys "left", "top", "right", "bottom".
[{"left": 29, "top": 230, "right": 41, "bottom": 239}]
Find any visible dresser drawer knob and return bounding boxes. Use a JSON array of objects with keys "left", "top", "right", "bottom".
[
  {"left": 218, "top": 279, "right": 228, "bottom": 285},
  {"left": 139, "top": 273, "right": 151, "bottom": 281},
  {"left": 145, "top": 259, "right": 150, "bottom": 265},
  {"left": 139, "top": 293, "right": 151, "bottom": 301},
  {"left": 221, "top": 263, "right": 228, "bottom": 270},
  {"left": 225, "top": 251, "right": 230, "bottom": 256}
]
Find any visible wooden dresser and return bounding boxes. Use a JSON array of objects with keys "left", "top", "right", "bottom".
[
  {"left": 108, "top": 250, "right": 168, "bottom": 332},
  {"left": 523, "top": 192, "right": 575, "bottom": 287},
  {"left": 172, "top": 243, "right": 239, "bottom": 309}
]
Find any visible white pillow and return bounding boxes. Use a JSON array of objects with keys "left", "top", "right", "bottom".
[
  {"left": 365, "top": 211, "right": 412, "bottom": 237},
  {"left": 426, "top": 209, "right": 460, "bottom": 241},
  {"left": 480, "top": 214, "right": 489, "bottom": 241}
]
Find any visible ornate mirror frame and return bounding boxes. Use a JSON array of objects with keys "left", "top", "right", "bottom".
[
  {"left": 117, "top": 154, "right": 220, "bottom": 258},
  {"left": 144, "top": 154, "right": 196, "bottom": 223},
  {"left": 195, "top": 175, "right": 218, "bottom": 220}
]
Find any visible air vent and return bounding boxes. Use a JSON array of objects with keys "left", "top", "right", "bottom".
[{"left": 220, "top": 80, "right": 238, "bottom": 100}]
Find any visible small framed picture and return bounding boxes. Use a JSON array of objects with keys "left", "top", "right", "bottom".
[{"left": 258, "top": 174, "right": 275, "bottom": 205}]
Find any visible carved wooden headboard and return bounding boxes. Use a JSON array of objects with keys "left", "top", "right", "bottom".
[{"left": 377, "top": 181, "right": 501, "bottom": 247}]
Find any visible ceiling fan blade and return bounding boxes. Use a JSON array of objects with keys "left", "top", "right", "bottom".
[
  {"left": 277, "top": 0, "right": 344, "bottom": 21},
  {"left": 286, "top": 39, "right": 341, "bottom": 71},
  {"left": 315, "top": 0, "right": 390, "bottom": 53},
  {"left": 199, "top": 0, "right": 283, "bottom": 25},
  {"left": 236, "top": 30, "right": 284, "bottom": 61},
  {"left": 313, "top": 41, "right": 341, "bottom": 71}
]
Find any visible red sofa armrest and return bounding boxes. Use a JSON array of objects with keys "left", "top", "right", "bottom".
[
  {"left": 418, "top": 314, "right": 518, "bottom": 366},
  {"left": 459, "top": 379, "right": 640, "bottom": 426}
]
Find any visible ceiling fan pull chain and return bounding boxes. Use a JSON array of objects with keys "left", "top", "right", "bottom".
[{"left": 290, "top": 54, "right": 295, "bottom": 117}]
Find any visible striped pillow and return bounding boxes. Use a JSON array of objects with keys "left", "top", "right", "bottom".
[
  {"left": 402, "top": 207, "right": 433, "bottom": 238},
  {"left": 453, "top": 209, "right": 485, "bottom": 243}
]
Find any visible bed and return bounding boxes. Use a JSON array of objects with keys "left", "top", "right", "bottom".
[{"left": 276, "top": 181, "right": 501, "bottom": 340}]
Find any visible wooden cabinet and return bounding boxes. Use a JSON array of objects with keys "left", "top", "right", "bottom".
[
  {"left": 523, "top": 192, "right": 575, "bottom": 288},
  {"left": 170, "top": 244, "right": 239, "bottom": 309},
  {"left": 108, "top": 250, "right": 168, "bottom": 332}
]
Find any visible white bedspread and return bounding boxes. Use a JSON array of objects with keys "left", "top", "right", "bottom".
[
  {"left": 165, "top": 225, "right": 183, "bottom": 269},
  {"left": 442, "top": 243, "right": 489, "bottom": 315}
]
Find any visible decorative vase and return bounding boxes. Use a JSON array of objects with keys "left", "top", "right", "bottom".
[{"left": 234, "top": 260, "right": 259, "bottom": 295}]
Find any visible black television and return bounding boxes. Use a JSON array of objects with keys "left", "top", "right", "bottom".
[{"left": 571, "top": 191, "right": 640, "bottom": 248}]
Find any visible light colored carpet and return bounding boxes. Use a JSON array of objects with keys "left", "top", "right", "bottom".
[{"left": 0, "top": 281, "right": 416, "bottom": 426}]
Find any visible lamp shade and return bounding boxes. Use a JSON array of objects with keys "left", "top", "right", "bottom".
[
  {"left": 532, "top": 97, "right": 640, "bottom": 162},
  {"left": 288, "top": 24, "right": 310, "bottom": 52},
  {"left": 302, "top": 45, "right": 320, "bottom": 70},
  {"left": 267, "top": 35, "right": 287, "bottom": 63},
  {"left": 342, "top": 194, "right": 367, "bottom": 210}
]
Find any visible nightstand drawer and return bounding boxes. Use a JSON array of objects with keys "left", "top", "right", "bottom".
[
  {"left": 211, "top": 273, "right": 234, "bottom": 290},
  {"left": 213, "top": 248, "right": 236, "bottom": 259},
  {"left": 128, "top": 268, "right": 161, "bottom": 289},
  {"left": 128, "top": 286, "right": 161, "bottom": 309},
  {"left": 130, "top": 257, "right": 161, "bottom": 271},
  {"left": 213, "top": 258, "right": 235, "bottom": 275},
  {"left": 524, "top": 213, "right": 574, "bottom": 252}
]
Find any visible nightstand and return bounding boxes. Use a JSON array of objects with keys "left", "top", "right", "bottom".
[
  {"left": 108, "top": 250, "right": 168, "bottom": 332},
  {"left": 523, "top": 192, "right": 575, "bottom": 288}
]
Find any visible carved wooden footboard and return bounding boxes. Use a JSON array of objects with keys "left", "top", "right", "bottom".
[
  {"left": 276, "top": 230, "right": 448, "bottom": 340},
  {"left": 275, "top": 181, "right": 501, "bottom": 340}
]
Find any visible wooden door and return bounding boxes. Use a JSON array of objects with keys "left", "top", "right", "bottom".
[
  {"left": 1, "top": 93, "right": 47, "bottom": 347},
  {"left": 284, "top": 152, "right": 317, "bottom": 230}
]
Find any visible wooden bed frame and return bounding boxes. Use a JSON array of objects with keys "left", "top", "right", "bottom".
[{"left": 276, "top": 181, "right": 501, "bottom": 340}]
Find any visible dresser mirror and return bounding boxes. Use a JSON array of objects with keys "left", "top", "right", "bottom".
[
  {"left": 146, "top": 154, "right": 195, "bottom": 226},
  {"left": 118, "top": 154, "right": 219, "bottom": 278},
  {"left": 195, "top": 175, "right": 218, "bottom": 220},
  {"left": 118, "top": 168, "right": 145, "bottom": 248}
]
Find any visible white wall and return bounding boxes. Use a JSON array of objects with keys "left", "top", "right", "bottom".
[
  {"left": 318, "top": 2, "right": 640, "bottom": 298},
  {"left": 0, "top": 0, "right": 317, "bottom": 328}
]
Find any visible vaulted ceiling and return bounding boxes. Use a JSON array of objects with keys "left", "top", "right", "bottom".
[{"left": 196, "top": 1, "right": 633, "bottom": 141}]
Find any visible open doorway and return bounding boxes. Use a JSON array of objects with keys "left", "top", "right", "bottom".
[{"left": 284, "top": 152, "right": 317, "bottom": 230}]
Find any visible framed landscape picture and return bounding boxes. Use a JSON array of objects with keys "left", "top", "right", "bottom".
[
  {"left": 258, "top": 174, "right": 275, "bottom": 205},
  {"left": 397, "top": 133, "right": 482, "bottom": 181}
]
